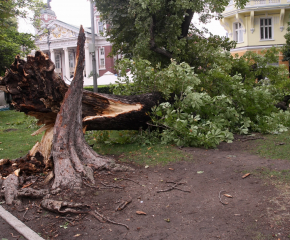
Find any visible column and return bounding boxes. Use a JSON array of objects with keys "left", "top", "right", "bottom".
[
  {"left": 85, "top": 45, "right": 91, "bottom": 78},
  {"left": 50, "top": 49, "right": 55, "bottom": 63},
  {"left": 63, "top": 48, "right": 70, "bottom": 80},
  {"left": 95, "top": 46, "right": 99, "bottom": 76}
]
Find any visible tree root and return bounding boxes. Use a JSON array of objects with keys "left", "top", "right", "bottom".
[{"left": 41, "top": 199, "right": 91, "bottom": 214}]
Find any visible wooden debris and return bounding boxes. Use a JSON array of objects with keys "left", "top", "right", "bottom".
[
  {"left": 116, "top": 199, "right": 132, "bottom": 211},
  {"left": 3, "top": 173, "right": 19, "bottom": 205},
  {"left": 136, "top": 211, "right": 146, "bottom": 215},
  {"left": 242, "top": 173, "right": 251, "bottom": 179},
  {"left": 0, "top": 159, "right": 9, "bottom": 166},
  {"left": 90, "top": 210, "right": 129, "bottom": 230},
  {"left": 223, "top": 193, "right": 233, "bottom": 198},
  {"left": 157, "top": 181, "right": 190, "bottom": 193},
  {"left": 42, "top": 171, "right": 54, "bottom": 185},
  {"left": 219, "top": 190, "right": 228, "bottom": 205},
  {"left": 41, "top": 199, "right": 90, "bottom": 214}
]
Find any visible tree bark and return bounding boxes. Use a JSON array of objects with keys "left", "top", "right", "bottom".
[
  {"left": 0, "top": 55, "right": 164, "bottom": 132},
  {"left": 51, "top": 26, "right": 114, "bottom": 189},
  {"left": 1, "top": 26, "right": 167, "bottom": 188}
]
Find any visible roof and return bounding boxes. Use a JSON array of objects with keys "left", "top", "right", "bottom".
[{"left": 50, "top": 19, "right": 97, "bottom": 36}]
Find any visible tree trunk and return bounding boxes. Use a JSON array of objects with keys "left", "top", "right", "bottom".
[
  {"left": 0, "top": 26, "right": 165, "bottom": 188},
  {"left": 0, "top": 27, "right": 167, "bottom": 181},
  {"left": 51, "top": 26, "right": 114, "bottom": 189}
]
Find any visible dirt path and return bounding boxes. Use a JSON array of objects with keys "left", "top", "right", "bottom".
[{"left": 1, "top": 138, "right": 290, "bottom": 240}]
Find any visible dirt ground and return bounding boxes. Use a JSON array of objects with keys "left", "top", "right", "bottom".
[{"left": 1, "top": 136, "right": 290, "bottom": 240}]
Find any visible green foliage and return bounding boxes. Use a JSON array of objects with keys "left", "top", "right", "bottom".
[
  {"left": 96, "top": 0, "right": 290, "bottom": 148},
  {"left": 282, "top": 20, "right": 290, "bottom": 63},
  {"left": 0, "top": 0, "right": 43, "bottom": 76},
  {"left": 95, "top": 0, "right": 247, "bottom": 68},
  {"left": 83, "top": 85, "right": 113, "bottom": 94},
  {"left": 114, "top": 46, "right": 290, "bottom": 148}
]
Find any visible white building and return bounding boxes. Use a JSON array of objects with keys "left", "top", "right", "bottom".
[{"left": 35, "top": 5, "right": 116, "bottom": 83}]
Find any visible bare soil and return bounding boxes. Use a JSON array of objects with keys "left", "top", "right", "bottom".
[{"left": 1, "top": 136, "right": 290, "bottom": 240}]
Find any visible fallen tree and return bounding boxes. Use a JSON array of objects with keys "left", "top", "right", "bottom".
[{"left": 0, "top": 26, "right": 165, "bottom": 196}]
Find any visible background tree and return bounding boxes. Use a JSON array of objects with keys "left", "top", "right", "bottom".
[
  {"left": 282, "top": 21, "right": 290, "bottom": 72},
  {"left": 0, "top": 0, "right": 43, "bottom": 75},
  {"left": 95, "top": 0, "right": 248, "bottom": 67}
]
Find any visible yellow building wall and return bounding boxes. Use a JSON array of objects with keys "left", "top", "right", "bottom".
[{"left": 221, "top": 1, "right": 290, "bottom": 70}]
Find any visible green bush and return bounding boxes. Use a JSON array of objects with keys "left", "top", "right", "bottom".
[{"left": 83, "top": 86, "right": 112, "bottom": 94}]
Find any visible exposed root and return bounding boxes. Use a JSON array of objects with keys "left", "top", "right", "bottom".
[{"left": 41, "top": 199, "right": 91, "bottom": 214}]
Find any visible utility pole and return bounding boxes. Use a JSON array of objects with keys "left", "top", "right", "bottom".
[
  {"left": 90, "top": 0, "right": 98, "bottom": 93},
  {"left": 47, "top": 28, "right": 51, "bottom": 58},
  {"left": 46, "top": 0, "right": 51, "bottom": 58}
]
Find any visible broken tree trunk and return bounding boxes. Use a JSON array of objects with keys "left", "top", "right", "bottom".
[
  {"left": 51, "top": 26, "right": 115, "bottom": 189},
  {"left": 0, "top": 31, "right": 165, "bottom": 179}
]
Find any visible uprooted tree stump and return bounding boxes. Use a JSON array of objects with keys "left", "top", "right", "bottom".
[{"left": 0, "top": 26, "right": 166, "bottom": 209}]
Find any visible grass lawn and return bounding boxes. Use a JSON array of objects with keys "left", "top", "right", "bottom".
[
  {"left": 0, "top": 110, "right": 187, "bottom": 165},
  {"left": 0, "top": 110, "right": 42, "bottom": 159},
  {"left": 255, "top": 132, "right": 290, "bottom": 160}
]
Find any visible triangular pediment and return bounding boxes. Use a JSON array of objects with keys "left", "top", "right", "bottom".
[{"left": 37, "top": 20, "right": 79, "bottom": 42}]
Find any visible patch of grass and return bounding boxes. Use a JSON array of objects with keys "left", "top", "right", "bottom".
[
  {"left": 252, "top": 232, "right": 272, "bottom": 240},
  {"left": 93, "top": 142, "right": 188, "bottom": 166},
  {"left": 85, "top": 129, "right": 189, "bottom": 166},
  {"left": 253, "top": 168, "right": 290, "bottom": 184},
  {"left": 0, "top": 110, "right": 42, "bottom": 159},
  {"left": 255, "top": 132, "right": 290, "bottom": 160}
]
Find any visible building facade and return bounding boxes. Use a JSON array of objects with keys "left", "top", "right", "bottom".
[
  {"left": 35, "top": 5, "right": 116, "bottom": 81},
  {"left": 220, "top": 0, "right": 290, "bottom": 67}
]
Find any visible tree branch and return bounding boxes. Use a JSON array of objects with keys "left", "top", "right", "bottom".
[
  {"left": 149, "top": 15, "right": 173, "bottom": 59},
  {"left": 181, "top": 9, "right": 194, "bottom": 39}
]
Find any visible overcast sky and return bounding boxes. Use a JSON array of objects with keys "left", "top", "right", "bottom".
[{"left": 19, "top": 0, "right": 227, "bottom": 37}]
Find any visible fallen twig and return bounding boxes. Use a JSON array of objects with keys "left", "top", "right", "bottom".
[
  {"left": 23, "top": 207, "right": 30, "bottom": 221},
  {"left": 157, "top": 182, "right": 190, "bottom": 193},
  {"left": 11, "top": 233, "right": 20, "bottom": 238},
  {"left": 101, "top": 182, "right": 123, "bottom": 189},
  {"left": 115, "top": 199, "right": 132, "bottom": 211},
  {"left": 219, "top": 190, "right": 228, "bottom": 205},
  {"left": 90, "top": 210, "right": 129, "bottom": 230}
]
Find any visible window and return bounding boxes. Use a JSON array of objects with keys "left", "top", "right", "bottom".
[
  {"left": 99, "top": 48, "right": 105, "bottom": 69},
  {"left": 260, "top": 18, "right": 273, "bottom": 40},
  {"left": 55, "top": 54, "right": 61, "bottom": 69},
  {"left": 98, "top": 21, "right": 104, "bottom": 33},
  {"left": 100, "top": 59, "right": 105, "bottom": 69},
  {"left": 100, "top": 48, "right": 104, "bottom": 56},
  {"left": 69, "top": 52, "right": 74, "bottom": 68},
  {"left": 234, "top": 22, "right": 243, "bottom": 43}
]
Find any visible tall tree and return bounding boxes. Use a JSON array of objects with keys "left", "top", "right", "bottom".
[
  {"left": 0, "top": 0, "right": 43, "bottom": 75},
  {"left": 95, "top": 0, "right": 248, "bottom": 67}
]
